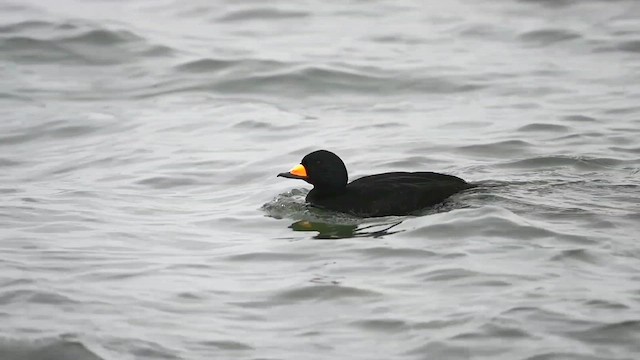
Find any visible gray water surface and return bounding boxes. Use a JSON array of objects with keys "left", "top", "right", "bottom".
[{"left": 1, "top": 0, "right": 640, "bottom": 359}]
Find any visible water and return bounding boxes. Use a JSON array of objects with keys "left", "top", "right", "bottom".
[{"left": 1, "top": 0, "right": 639, "bottom": 359}]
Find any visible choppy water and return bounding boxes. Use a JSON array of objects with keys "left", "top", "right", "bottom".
[{"left": 2, "top": 0, "right": 640, "bottom": 359}]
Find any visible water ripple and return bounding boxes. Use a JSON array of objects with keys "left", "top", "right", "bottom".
[
  {"left": 519, "top": 29, "right": 582, "bottom": 45},
  {"left": 0, "top": 20, "right": 174, "bottom": 65},
  {"left": 518, "top": 123, "right": 570, "bottom": 132},
  {"left": 498, "top": 156, "right": 627, "bottom": 170},
  {"left": 217, "top": 8, "right": 309, "bottom": 22},
  {"left": 456, "top": 140, "right": 533, "bottom": 157},
  {"left": 0, "top": 338, "right": 104, "bottom": 360},
  {"left": 1, "top": 0, "right": 639, "bottom": 359},
  {"left": 273, "top": 284, "right": 381, "bottom": 302}
]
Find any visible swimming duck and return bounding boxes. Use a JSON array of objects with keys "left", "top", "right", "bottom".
[{"left": 278, "top": 150, "right": 473, "bottom": 217}]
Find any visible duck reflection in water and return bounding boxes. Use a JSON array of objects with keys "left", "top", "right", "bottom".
[{"left": 289, "top": 220, "right": 404, "bottom": 239}]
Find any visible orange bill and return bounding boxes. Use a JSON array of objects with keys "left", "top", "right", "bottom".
[{"left": 277, "top": 164, "right": 308, "bottom": 180}]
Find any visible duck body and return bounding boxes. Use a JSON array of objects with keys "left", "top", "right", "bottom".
[
  {"left": 308, "top": 172, "right": 471, "bottom": 217},
  {"left": 278, "top": 150, "right": 474, "bottom": 218}
]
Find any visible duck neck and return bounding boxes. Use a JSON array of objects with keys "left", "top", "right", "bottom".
[{"left": 309, "top": 184, "right": 346, "bottom": 198}]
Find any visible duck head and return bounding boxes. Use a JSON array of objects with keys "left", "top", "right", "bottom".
[{"left": 278, "top": 150, "right": 348, "bottom": 193}]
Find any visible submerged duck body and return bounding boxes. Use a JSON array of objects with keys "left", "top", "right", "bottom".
[{"left": 278, "top": 150, "right": 474, "bottom": 217}]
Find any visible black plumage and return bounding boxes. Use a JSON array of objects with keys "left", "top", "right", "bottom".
[{"left": 278, "top": 150, "right": 473, "bottom": 217}]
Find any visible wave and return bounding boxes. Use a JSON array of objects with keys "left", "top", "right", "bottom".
[
  {"left": 517, "top": 0, "right": 627, "bottom": 7},
  {"left": 562, "top": 115, "right": 598, "bottom": 122},
  {"left": 405, "top": 206, "right": 595, "bottom": 243},
  {"left": 517, "top": 123, "right": 570, "bottom": 132},
  {"left": 170, "top": 59, "right": 485, "bottom": 98},
  {"left": 0, "top": 338, "right": 104, "bottom": 360},
  {"left": 217, "top": 8, "right": 309, "bottom": 22},
  {"left": 456, "top": 140, "right": 534, "bottom": 157},
  {"left": 0, "top": 118, "right": 103, "bottom": 147},
  {"left": 272, "top": 284, "right": 381, "bottom": 302},
  {"left": 0, "top": 20, "right": 173, "bottom": 65},
  {"left": 616, "top": 40, "right": 640, "bottom": 53},
  {"left": 519, "top": 29, "right": 582, "bottom": 45},
  {"left": 496, "top": 155, "right": 628, "bottom": 170}
]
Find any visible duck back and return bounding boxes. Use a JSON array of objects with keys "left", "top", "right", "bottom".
[{"left": 307, "top": 172, "right": 473, "bottom": 217}]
